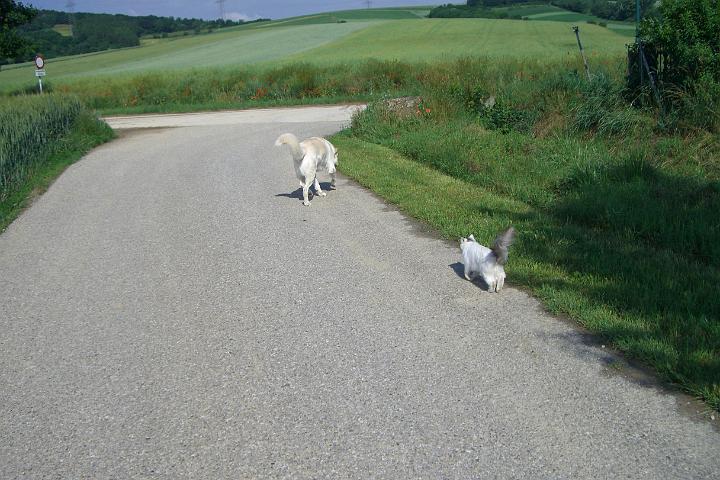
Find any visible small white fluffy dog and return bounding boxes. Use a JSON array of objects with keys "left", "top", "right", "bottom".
[
  {"left": 275, "top": 133, "right": 338, "bottom": 206},
  {"left": 460, "top": 227, "right": 516, "bottom": 293}
]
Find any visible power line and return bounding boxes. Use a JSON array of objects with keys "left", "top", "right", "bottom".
[{"left": 216, "top": 0, "right": 226, "bottom": 20}]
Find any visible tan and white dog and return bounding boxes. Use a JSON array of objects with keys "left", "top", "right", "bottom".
[
  {"left": 460, "top": 227, "right": 516, "bottom": 293},
  {"left": 275, "top": 133, "right": 338, "bottom": 206}
]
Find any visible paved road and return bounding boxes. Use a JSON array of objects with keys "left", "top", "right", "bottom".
[{"left": 1, "top": 106, "right": 718, "bottom": 479}]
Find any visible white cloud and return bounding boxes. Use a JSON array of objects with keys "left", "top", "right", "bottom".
[{"left": 224, "top": 11, "right": 259, "bottom": 22}]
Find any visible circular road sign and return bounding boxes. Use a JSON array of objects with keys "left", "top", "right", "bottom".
[{"left": 35, "top": 56, "right": 45, "bottom": 69}]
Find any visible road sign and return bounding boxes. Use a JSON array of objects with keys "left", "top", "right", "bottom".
[{"left": 34, "top": 56, "right": 46, "bottom": 93}]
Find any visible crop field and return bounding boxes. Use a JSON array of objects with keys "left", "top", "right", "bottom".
[
  {"left": 0, "top": 22, "right": 371, "bottom": 92},
  {"left": 261, "top": 6, "right": 433, "bottom": 26},
  {"left": 0, "top": 5, "right": 631, "bottom": 94},
  {"left": 284, "top": 18, "right": 628, "bottom": 64}
]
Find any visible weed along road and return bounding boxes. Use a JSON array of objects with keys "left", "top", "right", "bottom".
[{"left": 0, "top": 106, "right": 718, "bottom": 478}]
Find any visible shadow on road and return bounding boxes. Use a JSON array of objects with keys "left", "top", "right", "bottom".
[{"left": 448, "top": 262, "right": 490, "bottom": 291}]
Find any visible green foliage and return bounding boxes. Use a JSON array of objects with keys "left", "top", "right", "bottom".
[
  {"left": 0, "top": 93, "right": 83, "bottom": 201},
  {"left": 635, "top": 0, "right": 720, "bottom": 131},
  {"left": 640, "top": 0, "right": 720, "bottom": 86},
  {"left": 552, "top": 0, "right": 655, "bottom": 20},
  {"left": 430, "top": 5, "right": 507, "bottom": 19},
  {"left": 438, "top": 0, "right": 655, "bottom": 21},
  {"left": 0, "top": 0, "right": 37, "bottom": 64}
]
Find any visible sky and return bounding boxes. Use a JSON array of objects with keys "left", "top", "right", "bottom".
[{"left": 26, "top": 1, "right": 436, "bottom": 21}]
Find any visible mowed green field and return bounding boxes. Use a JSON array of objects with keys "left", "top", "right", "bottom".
[
  {"left": 257, "top": 6, "right": 433, "bottom": 26},
  {"left": 0, "top": 10, "right": 630, "bottom": 93},
  {"left": 285, "top": 18, "right": 629, "bottom": 64}
]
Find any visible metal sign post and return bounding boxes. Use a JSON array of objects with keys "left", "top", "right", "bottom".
[{"left": 34, "top": 55, "right": 46, "bottom": 93}]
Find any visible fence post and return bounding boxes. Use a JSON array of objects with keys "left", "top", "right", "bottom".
[{"left": 573, "top": 26, "right": 591, "bottom": 80}]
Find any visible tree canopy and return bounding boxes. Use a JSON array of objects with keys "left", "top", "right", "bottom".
[{"left": 0, "top": 0, "right": 37, "bottom": 64}]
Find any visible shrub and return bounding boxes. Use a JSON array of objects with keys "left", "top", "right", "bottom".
[{"left": 634, "top": 0, "right": 720, "bottom": 130}]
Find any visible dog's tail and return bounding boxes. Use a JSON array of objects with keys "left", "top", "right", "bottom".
[
  {"left": 275, "top": 133, "right": 303, "bottom": 160},
  {"left": 491, "top": 227, "right": 516, "bottom": 265}
]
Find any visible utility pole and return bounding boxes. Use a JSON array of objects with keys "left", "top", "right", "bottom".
[
  {"left": 365, "top": 1, "right": 372, "bottom": 9},
  {"left": 636, "top": 0, "right": 642, "bottom": 87},
  {"left": 216, "top": 0, "right": 226, "bottom": 20},
  {"left": 66, "top": 0, "right": 75, "bottom": 36}
]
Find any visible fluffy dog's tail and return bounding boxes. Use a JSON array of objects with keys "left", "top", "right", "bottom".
[
  {"left": 491, "top": 227, "right": 516, "bottom": 265},
  {"left": 275, "top": 133, "right": 303, "bottom": 160}
]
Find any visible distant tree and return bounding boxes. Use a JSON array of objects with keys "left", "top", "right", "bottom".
[{"left": 0, "top": 0, "right": 37, "bottom": 67}]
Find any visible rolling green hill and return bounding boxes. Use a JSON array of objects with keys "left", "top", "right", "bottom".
[
  {"left": 0, "top": 22, "right": 370, "bottom": 92},
  {"left": 0, "top": 6, "right": 630, "bottom": 93}
]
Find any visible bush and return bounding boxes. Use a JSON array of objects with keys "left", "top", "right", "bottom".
[
  {"left": 635, "top": 0, "right": 720, "bottom": 130},
  {"left": 640, "top": 0, "right": 720, "bottom": 87}
]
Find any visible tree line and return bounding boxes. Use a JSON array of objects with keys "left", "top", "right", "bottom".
[{"left": 431, "top": 1, "right": 657, "bottom": 21}]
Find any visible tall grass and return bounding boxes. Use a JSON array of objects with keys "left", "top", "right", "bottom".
[
  {"left": 0, "top": 94, "right": 84, "bottom": 201},
  {"left": 30, "top": 60, "right": 423, "bottom": 113}
]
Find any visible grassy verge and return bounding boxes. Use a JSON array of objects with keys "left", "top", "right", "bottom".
[
  {"left": 0, "top": 111, "right": 114, "bottom": 232},
  {"left": 333, "top": 134, "right": 720, "bottom": 411},
  {"left": 333, "top": 57, "right": 719, "bottom": 410}
]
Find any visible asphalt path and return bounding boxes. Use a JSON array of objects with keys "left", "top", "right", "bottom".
[{"left": 1, "top": 106, "right": 718, "bottom": 478}]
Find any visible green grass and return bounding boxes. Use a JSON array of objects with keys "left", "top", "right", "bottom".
[
  {"left": 1, "top": 12, "right": 630, "bottom": 96},
  {"left": 325, "top": 8, "right": 429, "bottom": 20},
  {"left": 534, "top": 12, "right": 599, "bottom": 22},
  {"left": 334, "top": 133, "right": 720, "bottom": 410},
  {"left": 334, "top": 57, "right": 720, "bottom": 410},
  {"left": 52, "top": 24, "right": 73, "bottom": 37},
  {"left": 259, "top": 6, "right": 432, "bottom": 26},
  {"left": 1, "top": 94, "right": 83, "bottom": 201},
  {"left": 39, "top": 60, "right": 421, "bottom": 113},
  {"left": 495, "top": 4, "right": 564, "bottom": 16},
  {"left": 0, "top": 109, "right": 114, "bottom": 232},
  {"left": 0, "top": 22, "right": 371, "bottom": 93},
  {"left": 285, "top": 19, "right": 629, "bottom": 64}
]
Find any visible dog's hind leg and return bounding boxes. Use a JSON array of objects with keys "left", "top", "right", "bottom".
[
  {"left": 302, "top": 179, "right": 312, "bottom": 206},
  {"left": 313, "top": 177, "right": 327, "bottom": 197}
]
